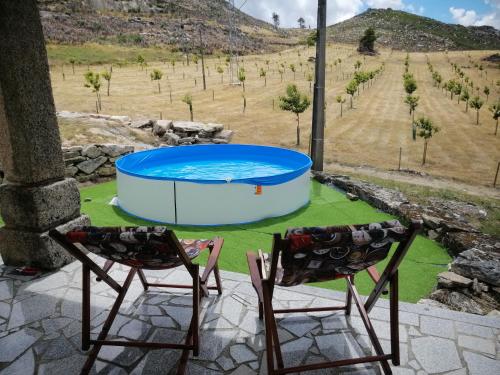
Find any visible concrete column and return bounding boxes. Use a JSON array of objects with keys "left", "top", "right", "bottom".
[{"left": 0, "top": 1, "right": 90, "bottom": 270}]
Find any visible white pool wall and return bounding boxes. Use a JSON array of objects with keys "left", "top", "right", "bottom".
[{"left": 116, "top": 170, "right": 311, "bottom": 225}]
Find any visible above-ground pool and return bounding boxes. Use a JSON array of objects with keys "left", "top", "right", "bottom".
[{"left": 116, "top": 144, "right": 312, "bottom": 225}]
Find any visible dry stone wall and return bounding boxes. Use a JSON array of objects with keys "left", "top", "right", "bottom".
[{"left": 62, "top": 144, "right": 134, "bottom": 183}]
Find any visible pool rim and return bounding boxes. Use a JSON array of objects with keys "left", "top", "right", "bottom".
[{"left": 115, "top": 144, "right": 313, "bottom": 185}]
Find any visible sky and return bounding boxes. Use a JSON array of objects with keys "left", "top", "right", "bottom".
[{"left": 234, "top": 0, "right": 500, "bottom": 29}]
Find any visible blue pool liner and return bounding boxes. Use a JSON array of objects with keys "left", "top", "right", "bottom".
[{"left": 116, "top": 144, "right": 312, "bottom": 186}]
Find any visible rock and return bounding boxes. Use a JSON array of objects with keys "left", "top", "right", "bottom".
[
  {"left": 64, "top": 166, "right": 78, "bottom": 177},
  {"left": 422, "top": 213, "right": 442, "bottom": 229},
  {"left": 213, "top": 138, "right": 229, "bottom": 144},
  {"left": 130, "top": 119, "right": 154, "bottom": 129},
  {"left": 487, "top": 309, "right": 500, "bottom": 317},
  {"left": 64, "top": 156, "right": 86, "bottom": 166},
  {"left": 442, "top": 232, "right": 500, "bottom": 256},
  {"left": 99, "top": 144, "right": 134, "bottom": 158},
  {"left": 450, "top": 248, "right": 500, "bottom": 286},
  {"left": 162, "top": 132, "right": 180, "bottom": 146},
  {"left": 97, "top": 166, "right": 116, "bottom": 177},
  {"left": 346, "top": 192, "right": 358, "bottom": 201},
  {"left": 152, "top": 120, "right": 173, "bottom": 137},
  {"left": 214, "top": 129, "right": 233, "bottom": 141},
  {"left": 178, "top": 137, "right": 195, "bottom": 144},
  {"left": 62, "top": 146, "right": 83, "bottom": 153},
  {"left": 429, "top": 289, "right": 485, "bottom": 315},
  {"left": 437, "top": 272, "right": 472, "bottom": 289},
  {"left": 75, "top": 174, "right": 97, "bottom": 183},
  {"left": 172, "top": 121, "right": 222, "bottom": 134},
  {"left": 81, "top": 145, "right": 102, "bottom": 158},
  {"left": 63, "top": 151, "right": 81, "bottom": 160},
  {"left": 427, "top": 230, "right": 439, "bottom": 240},
  {"left": 76, "top": 156, "right": 107, "bottom": 174},
  {"left": 109, "top": 115, "right": 130, "bottom": 123}
]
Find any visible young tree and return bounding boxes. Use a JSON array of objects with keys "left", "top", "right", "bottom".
[
  {"left": 102, "top": 70, "right": 112, "bottom": 96},
  {"left": 470, "top": 96, "right": 484, "bottom": 125},
  {"left": 460, "top": 88, "right": 470, "bottom": 112},
  {"left": 272, "top": 12, "right": 280, "bottom": 29},
  {"left": 289, "top": 64, "right": 296, "bottom": 80},
  {"left": 217, "top": 66, "right": 224, "bottom": 83},
  {"left": 259, "top": 67, "right": 267, "bottom": 87},
  {"left": 238, "top": 67, "right": 246, "bottom": 92},
  {"left": 182, "top": 93, "right": 194, "bottom": 121},
  {"left": 137, "top": 54, "right": 146, "bottom": 70},
  {"left": 150, "top": 69, "right": 163, "bottom": 93},
  {"left": 358, "top": 27, "right": 377, "bottom": 53},
  {"left": 336, "top": 95, "right": 346, "bottom": 117},
  {"left": 278, "top": 68, "right": 284, "bottom": 83},
  {"left": 84, "top": 71, "right": 102, "bottom": 112},
  {"left": 354, "top": 60, "right": 362, "bottom": 71},
  {"left": 489, "top": 102, "right": 500, "bottom": 135},
  {"left": 404, "top": 95, "right": 419, "bottom": 122},
  {"left": 69, "top": 58, "right": 76, "bottom": 74},
  {"left": 453, "top": 82, "right": 462, "bottom": 104},
  {"left": 346, "top": 80, "right": 358, "bottom": 109},
  {"left": 306, "top": 31, "right": 317, "bottom": 47},
  {"left": 404, "top": 76, "right": 417, "bottom": 95},
  {"left": 171, "top": 59, "right": 176, "bottom": 73},
  {"left": 307, "top": 73, "right": 313, "bottom": 93},
  {"left": 297, "top": 17, "right": 306, "bottom": 29},
  {"left": 484, "top": 86, "right": 490, "bottom": 102},
  {"left": 279, "top": 84, "right": 311, "bottom": 146},
  {"left": 415, "top": 117, "right": 439, "bottom": 165},
  {"left": 446, "top": 80, "right": 456, "bottom": 100}
]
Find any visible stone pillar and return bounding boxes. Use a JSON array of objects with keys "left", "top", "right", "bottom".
[{"left": 0, "top": 1, "right": 90, "bottom": 270}]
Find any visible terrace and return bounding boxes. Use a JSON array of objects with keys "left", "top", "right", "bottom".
[{"left": 0, "top": 2, "right": 499, "bottom": 375}]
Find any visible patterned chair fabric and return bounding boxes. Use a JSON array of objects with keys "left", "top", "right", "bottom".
[
  {"left": 65, "top": 226, "right": 212, "bottom": 270},
  {"left": 274, "top": 220, "right": 409, "bottom": 286}
]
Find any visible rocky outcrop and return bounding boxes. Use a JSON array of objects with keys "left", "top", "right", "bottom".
[
  {"left": 151, "top": 120, "right": 233, "bottom": 146},
  {"left": 62, "top": 144, "right": 134, "bottom": 183},
  {"left": 314, "top": 172, "right": 500, "bottom": 315}
]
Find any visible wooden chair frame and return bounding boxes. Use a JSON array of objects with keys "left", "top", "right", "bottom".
[
  {"left": 247, "top": 220, "right": 422, "bottom": 375},
  {"left": 50, "top": 228, "right": 223, "bottom": 375}
]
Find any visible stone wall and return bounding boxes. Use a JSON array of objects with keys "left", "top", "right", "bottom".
[
  {"left": 314, "top": 172, "right": 500, "bottom": 316},
  {"left": 62, "top": 144, "right": 134, "bottom": 183}
]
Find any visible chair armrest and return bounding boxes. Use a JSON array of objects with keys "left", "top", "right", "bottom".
[
  {"left": 246, "top": 251, "right": 264, "bottom": 302},
  {"left": 201, "top": 237, "right": 223, "bottom": 283}
]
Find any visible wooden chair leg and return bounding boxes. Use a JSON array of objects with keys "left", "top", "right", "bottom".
[
  {"left": 193, "top": 266, "right": 200, "bottom": 356},
  {"left": 345, "top": 275, "right": 353, "bottom": 316},
  {"left": 96, "top": 260, "right": 114, "bottom": 282},
  {"left": 82, "top": 264, "right": 91, "bottom": 351},
  {"left": 262, "top": 280, "right": 275, "bottom": 375},
  {"left": 136, "top": 268, "right": 149, "bottom": 291},
  {"left": 213, "top": 264, "right": 223, "bottom": 295},
  {"left": 390, "top": 271, "right": 400, "bottom": 366},
  {"left": 258, "top": 301, "right": 264, "bottom": 320}
]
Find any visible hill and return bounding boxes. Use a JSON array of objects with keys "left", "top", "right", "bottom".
[
  {"left": 328, "top": 8, "right": 500, "bottom": 51},
  {"left": 37, "top": 0, "right": 304, "bottom": 54}
]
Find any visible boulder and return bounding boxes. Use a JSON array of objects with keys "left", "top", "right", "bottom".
[
  {"left": 63, "top": 150, "right": 81, "bottom": 160},
  {"left": 97, "top": 166, "right": 116, "bottom": 177},
  {"left": 442, "top": 231, "right": 500, "bottom": 256},
  {"left": 153, "top": 120, "right": 173, "bottom": 137},
  {"left": 429, "top": 289, "right": 485, "bottom": 315},
  {"left": 62, "top": 146, "right": 83, "bottom": 153},
  {"left": 76, "top": 156, "right": 108, "bottom": 175},
  {"left": 64, "top": 156, "right": 86, "bottom": 166},
  {"left": 450, "top": 248, "right": 500, "bottom": 286},
  {"left": 178, "top": 137, "right": 195, "bottom": 144},
  {"left": 212, "top": 138, "right": 229, "bottom": 144},
  {"left": 99, "top": 144, "right": 134, "bottom": 158},
  {"left": 130, "top": 119, "right": 154, "bottom": 129},
  {"left": 437, "top": 271, "right": 472, "bottom": 289},
  {"left": 162, "top": 132, "right": 180, "bottom": 146},
  {"left": 76, "top": 174, "right": 97, "bottom": 183},
  {"left": 213, "top": 129, "right": 233, "bottom": 142},
  {"left": 82, "top": 145, "right": 102, "bottom": 159},
  {"left": 172, "top": 121, "right": 222, "bottom": 134},
  {"left": 64, "top": 166, "right": 79, "bottom": 177},
  {"left": 109, "top": 115, "right": 131, "bottom": 124}
]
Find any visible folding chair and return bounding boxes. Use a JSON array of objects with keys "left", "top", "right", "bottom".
[
  {"left": 49, "top": 226, "right": 223, "bottom": 375},
  {"left": 247, "top": 219, "right": 422, "bottom": 375}
]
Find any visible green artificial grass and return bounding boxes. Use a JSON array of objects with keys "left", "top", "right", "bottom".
[{"left": 79, "top": 180, "right": 450, "bottom": 303}]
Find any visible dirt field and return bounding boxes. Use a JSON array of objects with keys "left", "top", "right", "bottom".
[{"left": 49, "top": 44, "right": 500, "bottom": 187}]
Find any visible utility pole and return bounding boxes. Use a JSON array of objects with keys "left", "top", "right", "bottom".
[
  {"left": 310, "top": 0, "right": 327, "bottom": 171},
  {"left": 199, "top": 26, "right": 207, "bottom": 90}
]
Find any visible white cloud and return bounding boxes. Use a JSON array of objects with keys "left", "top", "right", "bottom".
[
  {"left": 239, "top": 0, "right": 364, "bottom": 28},
  {"left": 449, "top": 6, "right": 500, "bottom": 28},
  {"left": 365, "top": 0, "right": 404, "bottom": 9}
]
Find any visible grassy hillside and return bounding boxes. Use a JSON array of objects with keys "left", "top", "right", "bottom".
[{"left": 329, "top": 8, "right": 500, "bottom": 51}]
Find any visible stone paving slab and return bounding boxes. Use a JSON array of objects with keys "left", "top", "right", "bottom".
[{"left": 0, "top": 259, "right": 499, "bottom": 375}]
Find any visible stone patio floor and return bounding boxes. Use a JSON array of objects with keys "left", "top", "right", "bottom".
[{"left": 0, "top": 258, "right": 499, "bottom": 375}]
